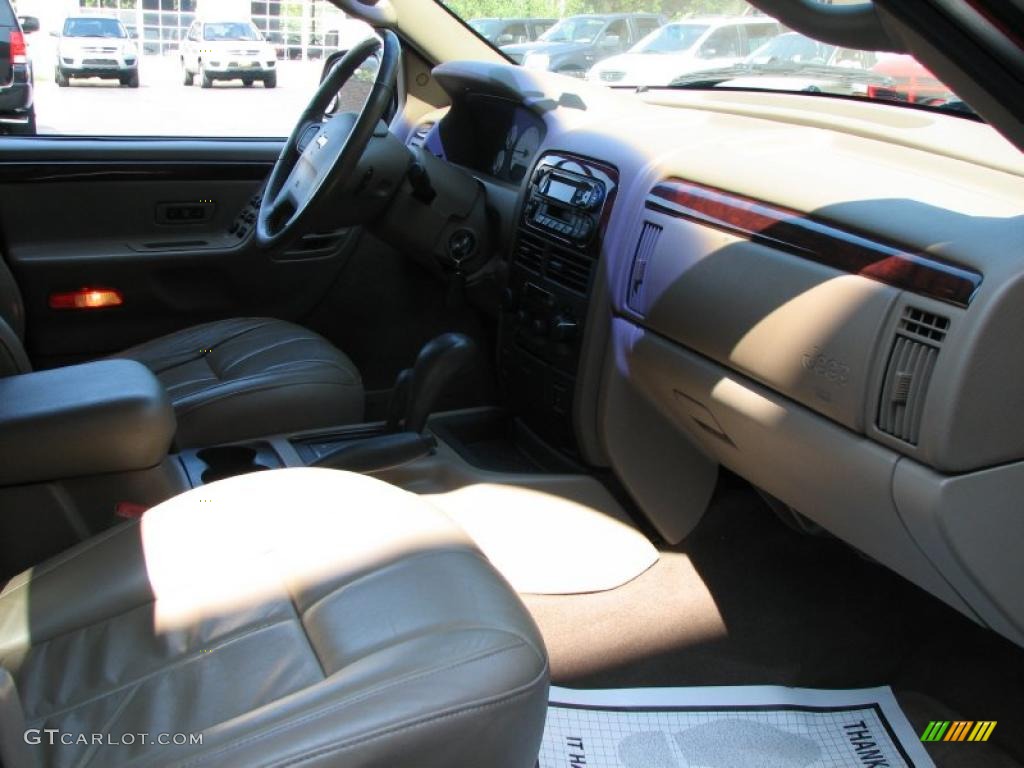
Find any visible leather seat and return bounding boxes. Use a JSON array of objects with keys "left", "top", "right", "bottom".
[
  {"left": 0, "top": 468, "right": 550, "bottom": 768},
  {"left": 0, "top": 259, "right": 364, "bottom": 448},
  {"left": 111, "top": 317, "right": 363, "bottom": 447}
]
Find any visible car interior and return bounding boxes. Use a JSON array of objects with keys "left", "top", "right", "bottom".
[{"left": 0, "top": 0, "right": 1022, "bottom": 766}]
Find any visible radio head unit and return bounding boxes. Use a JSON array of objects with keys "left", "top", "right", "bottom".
[{"left": 525, "top": 165, "right": 608, "bottom": 245}]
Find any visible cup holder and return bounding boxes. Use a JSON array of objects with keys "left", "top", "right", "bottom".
[{"left": 196, "top": 445, "right": 271, "bottom": 484}]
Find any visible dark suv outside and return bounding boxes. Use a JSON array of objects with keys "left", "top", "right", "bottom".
[
  {"left": 0, "top": 1, "right": 38, "bottom": 135},
  {"left": 469, "top": 17, "right": 556, "bottom": 47},
  {"left": 502, "top": 13, "right": 665, "bottom": 76}
]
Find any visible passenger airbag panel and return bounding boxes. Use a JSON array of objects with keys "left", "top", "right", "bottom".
[{"left": 627, "top": 210, "right": 898, "bottom": 433}]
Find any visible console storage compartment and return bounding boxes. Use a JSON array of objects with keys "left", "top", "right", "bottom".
[{"left": 0, "top": 360, "right": 176, "bottom": 486}]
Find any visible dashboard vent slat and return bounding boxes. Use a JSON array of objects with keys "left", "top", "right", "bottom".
[
  {"left": 898, "top": 306, "right": 950, "bottom": 343},
  {"left": 546, "top": 247, "right": 594, "bottom": 294},
  {"left": 512, "top": 229, "right": 595, "bottom": 295},
  {"left": 628, "top": 221, "right": 662, "bottom": 314},
  {"left": 512, "top": 231, "right": 545, "bottom": 274},
  {"left": 407, "top": 122, "right": 434, "bottom": 149},
  {"left": 878, "top": 335, "right": 939, "bottom": 445},
  {"left": 877, "top": 305, "right": 950, "bottom": 445}
]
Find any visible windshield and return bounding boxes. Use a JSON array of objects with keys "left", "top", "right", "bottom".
[
  {"left": 540, "top": 18, "right": 605, "bottom": 44},
  {"left": 748, "top": 33, "right": 835, "bottom": 65},
  {"left": 441, "top": 0, "right": 968, "bottom": 114},
  {"left": 203, "top": 22, "right": 262, "bottom": 42},
  {"left": 634, "top": 23, "right": 708, "bottom": 54},
  {"left": 63, "top": 18, "right": 127, "bottom": 39}
]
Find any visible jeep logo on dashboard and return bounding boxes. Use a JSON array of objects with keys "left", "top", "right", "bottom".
[{"left": 802, "top": 347, "right": 851, "bottom": 385}]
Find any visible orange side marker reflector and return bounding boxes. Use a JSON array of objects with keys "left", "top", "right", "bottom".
[
  {"left": 115, "top": 502, "right": 148, "bottom": 519},
  {"left": 49, "top": 288, "right": 124, "bottom": 310}
]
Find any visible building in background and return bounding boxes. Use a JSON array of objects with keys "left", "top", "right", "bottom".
[{"left": 14, "top": 0, "right": 357, "bottom": 59}]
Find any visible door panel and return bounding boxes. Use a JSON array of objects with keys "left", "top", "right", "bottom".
[{"left": 0, "top": 138, "right": 359, "bottom": 368}]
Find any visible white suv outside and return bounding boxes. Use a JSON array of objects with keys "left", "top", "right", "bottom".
[
  {"left": 587, "top": 16, "right": 782, "bottom": 87},
  {"left": 181, "top": 19, "right": 277, "bottom": 89},
  {"left": 56, "top": 16, "right": 139, "bottom": 88}
]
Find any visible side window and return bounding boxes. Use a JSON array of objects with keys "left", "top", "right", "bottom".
[
  {"left": 700, "top": 26, "right": 743, "bottom": 58},
  {"left": 24, "top": 10, "right": 378, "bottom": 139},
  {"left": 601, "top": 19, "right": 629, "bottom": 52},
  {"left": 532, "top": 22, "right": 552, "bottom": 40},
  {"left": 742, "top": 24, "right": 778, "bottom": 55},
  {"left": 635, "top": 18, "right": 662, "bottom": 41}
]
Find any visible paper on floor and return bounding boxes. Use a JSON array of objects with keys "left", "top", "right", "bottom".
[{"left": 541, "top": 685, "right": 935, "bottom": 768}]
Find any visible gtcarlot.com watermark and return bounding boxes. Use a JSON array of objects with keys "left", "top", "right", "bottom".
[{"left": 25, "top": 729, "right": 202, "bottom": 747}]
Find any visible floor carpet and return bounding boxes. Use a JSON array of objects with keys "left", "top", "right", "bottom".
[{"left": 523, "top": 474, "right": 1024, "bottom": 767}]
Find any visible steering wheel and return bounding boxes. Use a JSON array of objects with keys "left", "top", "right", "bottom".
[{"left": 256, "top": 30, "right": 401, "bottom": 250}]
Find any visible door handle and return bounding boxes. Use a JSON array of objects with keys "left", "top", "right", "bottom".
[{"left": 156, "top": 201, "right": 215, "bottom": 225}]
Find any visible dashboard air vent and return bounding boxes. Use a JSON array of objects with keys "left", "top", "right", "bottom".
[
  {"left": 628, "top": 221, "right": 662, "bottom": 314},
  {"left": 512, "top": 229, "right": 596, "bottom": 295},
  {"left": 512, "top": 231, "right": 545, "bottom": 274},
  {"left": 546, "top": 247, "right": 593, "bottom": 294},
  {"left": 877, "top": 332, "right": 941, "bottom": 445},
  {"left": 898, "top": 306, "right": 950, "bottom": 344},
  {"left": 407, "top": 122, "right": 434, "bottom": 149}
]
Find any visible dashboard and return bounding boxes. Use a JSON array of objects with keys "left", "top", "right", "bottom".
[{"left": 411, "top": 60, "right": 1024, "bottom": 651}]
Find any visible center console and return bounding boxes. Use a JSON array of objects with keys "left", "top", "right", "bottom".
[{"left": 499, "top": 151, "right": 618, "bottom": 453}]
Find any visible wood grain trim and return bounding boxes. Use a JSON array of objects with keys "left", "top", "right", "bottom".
[{"left": 646, "top": 178, "right": 982, "bottom": 307}]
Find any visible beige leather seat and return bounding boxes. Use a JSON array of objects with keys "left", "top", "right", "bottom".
[
  {"left": 0, "top": 260, "right": 364, "bottom": 448},
  {"left": 111, "top": 317, "right": 363, "bottom": 447},
  {"left": 0, "top": 469, "right": 550, "bottom": 768}
]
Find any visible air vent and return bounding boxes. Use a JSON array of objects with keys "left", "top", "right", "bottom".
[
  {"left": 512, "top": 231, "right": 545, "bottom": 274},
  {"left": 511, "top": 229, "right": 596, "bottom": 295},
  {"left": 547, "top": 247, "right": 593, "bottom": 294},
  {"left": 628, "top": 221, "right": 662, "bottom": 314},
  {"left": 898, "top": 306, "right": 950, "bottom": 344},
  {"left": 877, "top": 335, "right": 940, "bottom": 445},
  {"left": 407, "top": 121, "right": 434, "bottom": 149}
]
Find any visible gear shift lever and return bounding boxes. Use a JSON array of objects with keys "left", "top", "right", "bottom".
[
  {"left": 313, "top": 333, "right": 476, "bottom": 472},
  {"left": 404, "top": 333, "right": 477, "bottom": 434}
]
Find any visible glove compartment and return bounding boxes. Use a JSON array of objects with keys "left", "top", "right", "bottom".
[{"left": 613, "top": 316, "right": 973, "bottom": 621}]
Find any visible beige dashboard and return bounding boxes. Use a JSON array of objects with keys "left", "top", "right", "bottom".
[{"left": 412, "top": 61, "right": 1024, "bottom": 649}]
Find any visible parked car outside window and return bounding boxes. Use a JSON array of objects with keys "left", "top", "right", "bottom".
[
  {"left": 587, "top": 17, "right": 781, "bottom": 87},
  {"left": 0, "top": 0, "right": 37, "bottom": 134},
  {"left": 56, "top": 16, "right": 138, "bottom": 88},
  {"left": 180, "top": 19, "right": 278, "bottom": 89},
  {"left": 504, "top": 13, "right": 666, "bottom": 77}
]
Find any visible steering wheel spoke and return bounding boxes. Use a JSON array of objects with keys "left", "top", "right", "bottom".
[
  {"left": 265, "top": 186, "right": 300, "bottom": 234},
  {"left": 255, "top": 31, "right": 400, "bottom": 250},
  {"left": 295, "top": 119, "right": 326, "bottom": 154}
]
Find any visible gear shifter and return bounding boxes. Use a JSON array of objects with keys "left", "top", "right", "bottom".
[
  {"left": 403, "top": 333, "right": 477, "bottom": 434},
  {"left": 312, "top": 333, "right": 476, "bottom": 472}
]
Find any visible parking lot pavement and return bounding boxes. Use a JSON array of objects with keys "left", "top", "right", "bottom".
[{"left": 34, "top": 58, "right": 327, "bottom": 138}]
